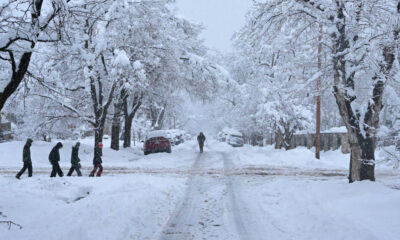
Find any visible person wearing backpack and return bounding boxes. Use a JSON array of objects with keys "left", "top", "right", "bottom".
[
  {"left": 67, "top": 142, "right": 82, "bottom": 177},
  {"left": 16, "top": 138, "right": 34, "bottom": 179},
  {"left": 89, "top": 142, "right": 103, "bottom": 177},
  {"left": 49, "top": 142, "right": 64, "bottom": 177}
]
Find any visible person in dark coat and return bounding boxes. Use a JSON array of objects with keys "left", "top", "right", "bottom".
[
  {"left": 67, "top": 142, "right": 82, "bottom": 176},
  {"left": 16, "top": 138, "right": 34, "bottom": 179},
  {"left": 197, "top": 132, "right": 206, "bottom": 153},
  {"left": 89, "top": 142, "right": 103, "bottom": 177},
  {"left": 49, "top": 142, "right": 64, "bottom": 177}
]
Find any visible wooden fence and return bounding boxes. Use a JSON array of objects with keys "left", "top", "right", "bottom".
[
  {"left": 242, "top": 128, "right": 397, "bottom": 153},
  {"left": 291, "top": 132, "right": 350, "bottom": 153}
]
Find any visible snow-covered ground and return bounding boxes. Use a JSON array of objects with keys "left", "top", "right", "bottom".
[
  {"left": 1, "top": 138, "right": 400, "bottom": 239},
  {"left": 0, "top": 175, "right": 186, "bottom": 240}
]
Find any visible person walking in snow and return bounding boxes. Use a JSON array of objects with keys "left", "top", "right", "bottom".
[
  {"left": 67, "top": 142, "right": 82, "bottom": 177},
  {"left": 49, "top": 142, "right": 64, "bottom": 177},
  {"left": 16, "top": 138, "right": 34, "bottom": 179},
  {"left": 89, "top": 142, "right": 103, "bottom": 177},
  {"left": 197, "top": 132, "right": 206, "bottom": 153}
]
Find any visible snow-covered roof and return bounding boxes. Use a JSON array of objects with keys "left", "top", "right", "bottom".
[
  {"left": 164, "top": 129, "right": 185, "bottom": 137},
  {"left": 222, "top": 127, "right": 242, "bottom": 137},
  {"left": 296, "top": 126, "right": 348, "bottom": 135},
  {"left": 146, "top": 130, "right": 168, "bottom": 139},
  {"left": 321, "top": 126, "right": 347, "bottom": 133}
]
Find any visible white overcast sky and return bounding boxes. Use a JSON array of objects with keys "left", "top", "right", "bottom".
[{"left": 174, "top": 0, "right": 252, "bottom": 53}]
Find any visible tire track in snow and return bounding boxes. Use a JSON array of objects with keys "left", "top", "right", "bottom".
[
  {"left": 160, "top": 152, "right": 204, "bottom": 239},
  {"left": 220, "top": 151, "right": 251, "bottom": 240},
  {"left": 159, "top": 151, "right": 242, "bottom": 240}
]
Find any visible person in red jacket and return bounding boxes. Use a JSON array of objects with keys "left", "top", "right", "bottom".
[{"left": 89, "top": 142, "right": 103, "bottom": 177}]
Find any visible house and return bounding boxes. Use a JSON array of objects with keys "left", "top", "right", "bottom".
[{"left": 0, "top": 115, "right": 13, "bottom": 142}]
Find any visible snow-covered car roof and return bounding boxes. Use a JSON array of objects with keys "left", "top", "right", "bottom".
[
  {"left": 221, "top": 127, "right": 243, "bottom": 137},
  {"left": 164, "top": 129, "right": 185, "bottom": 137},
  {"left": 146, "top": 130, "right": 168, "bottom": 139}
]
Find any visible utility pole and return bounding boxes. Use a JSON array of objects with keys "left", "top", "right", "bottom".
[{"left": 315, "top": 24, "right": 322, "bottom": 159}]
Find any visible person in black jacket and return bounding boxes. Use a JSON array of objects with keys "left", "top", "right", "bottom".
[
  {"left": 67, "top": 142, "right": 82, "bottom": 176},
  {"left": 197, "top": 132, "right": 206, "bottom": 153},
  {"left": 49, "top": 142, "right": 64, "bottom": 177},
  {"left": 16, "top": 138, "right": 34, "bottom": 179},
  {"left": 89, "top": 143, "right": 103, "bottom": 177}
]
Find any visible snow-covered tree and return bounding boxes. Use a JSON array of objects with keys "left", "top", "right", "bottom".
[
  {"left": 232, "top": 2, "right": 317, "bottom": 149},
  {"left": 235, "top": 0, "right": 400, "bottom": 182},
  {"left": 0, "top": 0, "right": 73, "bottom": 112},
  {"left": 4, "top": 0, "right": 227, "bottom": 153}
]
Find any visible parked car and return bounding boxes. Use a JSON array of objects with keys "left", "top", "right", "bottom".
[
  {"left": 144, "top": 130, "right": 172, "bottom": 155},
  {"left": 172, "top": 133, "right": 185, "bottom": 145},
  {"left": 217, "top": 128, "right": 244, "bottom": 147},
  {"left": 164, "top": 129, "right": 186, "bottom": 146}
]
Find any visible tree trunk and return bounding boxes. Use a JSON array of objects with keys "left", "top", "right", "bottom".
[
  {"left": 275, "top": 120, "right": 294, "bottom": 150},
  {"left": 111, "top": 119, "right": 120, "bottom": 150},
  {"left": 95, "top": 127, "right": 104, "bottom": 156},
  {"left": 275, "top": 129, "right": 283, "bottom": 149},
  {"left": 123, "top": 115, "right": 133, "bottom": 148},
  {"left": 283, "top": 124, "right": 294, "bottom": 150},
  {"left": 157, "top": 108, "right": 165, "bottom": 130},
  {"left": 348, "top": 133, "right": 376, "bottom": 183},
  {"left": 111, "top": 103, "right": 123, "bottom": 151},
  {"left": 150, "top": 105, "right": 165, "bottom": 130},
  {"left": 122, "top": 92, "right": 142, "bottom": 148}
]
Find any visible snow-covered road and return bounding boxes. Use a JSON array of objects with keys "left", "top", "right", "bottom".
[
  {"left": 1, "top": 140, "right": 400, "bottom": 240},
  {"left": 160, "top": 150, "right": 251, "bottom": 240}
]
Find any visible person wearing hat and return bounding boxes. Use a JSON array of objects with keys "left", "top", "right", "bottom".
[
  {"left": 67, "top": 142, "right": 82, "bottom": 177},
  {"left": 89, "top": 142, "right": 103, "bottom": 177},
  {"left": 49, "top": 142, "right": 64, "bottom": 177},
  {"left": 16, "top": 138, "right": 34, "bottom": 179}
]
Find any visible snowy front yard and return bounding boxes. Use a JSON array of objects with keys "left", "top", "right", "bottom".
[
  {"left": 236, "top": 177, "right": 400, "bottom": 240},
  {"left": 0, "top": 175, "right": 186, "bottom": 240},
  {"left": 1, "top": 139, "right": 400, "bottom": 240}
]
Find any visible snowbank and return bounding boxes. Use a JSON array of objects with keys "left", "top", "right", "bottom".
[
  {"left": 237, "top": 177, "right": 400, "bottom": 240},
  {"left": 236, "top": 145, "right": 349, "bottom": 170},
  {"left": 210, "top": 139, "right": 397, "bottom": 172},
  {"left": 0, "top": 175, "right": 186, "bottom": 240}
]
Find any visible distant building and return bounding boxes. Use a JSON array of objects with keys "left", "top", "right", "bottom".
[{"left": 0, "top": 114, "right": 13, "bottom": 142}]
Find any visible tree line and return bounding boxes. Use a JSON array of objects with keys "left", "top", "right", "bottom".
[
  {"left": 0, "top": 0, "right": 226, "bottom": 153},
  {"left": 217, "top": 0, "right": 400, "bottom": 182}
]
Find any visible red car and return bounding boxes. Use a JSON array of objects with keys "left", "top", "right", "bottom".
[{"left": 144, "top": 131, "right": 172, "bottom": 155}]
